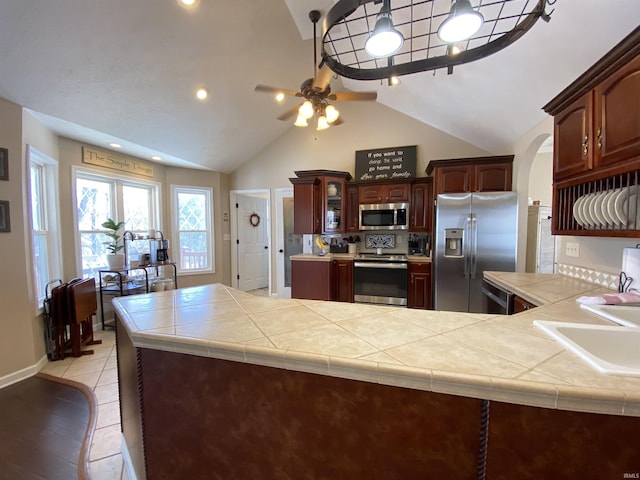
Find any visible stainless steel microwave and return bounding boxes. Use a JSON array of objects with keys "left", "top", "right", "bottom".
[{"left": 359, "top": 203, "right": 409, "bottom": 230}]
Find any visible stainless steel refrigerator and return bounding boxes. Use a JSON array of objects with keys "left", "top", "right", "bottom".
[{"left": 434, "top": 192, "right": 518, "bottom": 313}]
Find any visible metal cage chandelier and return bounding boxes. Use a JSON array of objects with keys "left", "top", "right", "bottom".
[{"left": 320, "top": 0, "right": 555, "bottom": 80}]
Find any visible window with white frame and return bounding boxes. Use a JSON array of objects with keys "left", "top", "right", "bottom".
[
  {"left": 28, "top": 147, "right": 62, "bottom": 306},
  {"left": 171, "top": 185, "right": 214, "bottom": 274},
  {"left": 74, "top": 169, "right": 160, "bottom": 279}
]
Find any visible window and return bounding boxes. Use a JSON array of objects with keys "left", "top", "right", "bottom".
[
  {"left": 171, "top": 186, "right": 214, "bottom": 274},
  {"left": 28, "top": 147, "right": 62, "bottom": 306},
  {"left": 74, "top": 169, "right": 160, "bottom": 279}
]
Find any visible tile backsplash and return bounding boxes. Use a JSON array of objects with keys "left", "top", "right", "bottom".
[{"left": 557, "top": 263, "right": 619, "bottom": 290}]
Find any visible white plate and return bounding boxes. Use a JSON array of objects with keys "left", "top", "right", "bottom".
[
  {"left": 606, "top": 189, "right": 624, "bottom": 227},
  {"left": 613, "top": 187, "right": 631, "bottom": 225},
  {"left": 590, "top": 191, "right": 607, "bottom": 228},
  {"left": 572, "top": 195, "right": 587, "bottom": 227},
  {"left": 625, "top": 190, "right": 639, "bottom": 229},
  {"left": 580, "top": 193, "right": 597, "bottom": 228},
  {"left": 598, "top": 190, "right": 617, "bottom": 227}
]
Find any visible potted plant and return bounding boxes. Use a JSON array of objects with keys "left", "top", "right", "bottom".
[{"left": 102, "top": 218, "right": 126, "bottom": 270}]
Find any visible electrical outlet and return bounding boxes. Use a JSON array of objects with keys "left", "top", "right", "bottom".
[{"left": 566, "top": 242, "right": 580, "bottom": 258}]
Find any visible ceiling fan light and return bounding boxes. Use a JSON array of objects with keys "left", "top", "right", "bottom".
[
  {"left": 325, "top": 105, "right": 339, "bottom": 123},
  {"left": 316, "top": 115, "right": 330, "bottom": 131},
  {"left": 299, "top": 100, "right": 314, "bottom": 119},
  {"left": 364, "top": 2, "right": 403, "bottom": 58},
  {"left": 275, "top": 92, "right": 285, "bottom": 103},
  {"left": 294, "top": 114, "right": 308, "bottom": 127},
  {"left": 438, "top": 0, "right": 483, "bottom": 44}
]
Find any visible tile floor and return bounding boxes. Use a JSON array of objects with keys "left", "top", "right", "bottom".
[{"left": 40, "top": 328, "right": 128, "bottom": 480}]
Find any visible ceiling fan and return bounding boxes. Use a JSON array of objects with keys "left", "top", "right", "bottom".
[{"left": 255, "top": 9, "right": 377, "bottom": 130}]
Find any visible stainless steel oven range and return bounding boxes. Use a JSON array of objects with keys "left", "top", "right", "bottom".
[{"left": 354, "top": 253, "right": 408, "bottom": 306}]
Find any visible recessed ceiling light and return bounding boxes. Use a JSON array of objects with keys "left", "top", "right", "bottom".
[
  {"left": 178, "top": 0, "right": 199, "bottom": 8},
  {"left": 195, "top": 87, "right": 209, "bottom": 101},
  {"left": 110, "top": 143, "right": 122, "bottom": 148},
  {"left": 151, "top": 155, "right": 162, "bottom": 161}
]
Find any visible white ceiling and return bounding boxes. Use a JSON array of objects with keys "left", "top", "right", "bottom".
[{"left": 0, "top": 1, "right": 638, "bottom": 173}]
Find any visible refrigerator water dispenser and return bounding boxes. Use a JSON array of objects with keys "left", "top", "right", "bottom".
[{"left": 444, "top": 229, "right": 464, "bottom": 257}]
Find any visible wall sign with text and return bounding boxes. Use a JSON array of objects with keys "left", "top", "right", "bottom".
[
  {"left": 355, "top": 145, "right": 416, "bottom": 181},
  {"left": 82, "top": 146, "right": 154, "bottom": 177}
]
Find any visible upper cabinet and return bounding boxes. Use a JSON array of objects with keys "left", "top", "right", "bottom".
[
  {"left": 544, "top": 26, "right": 640, "bottom": 237},
  {"left": 426, "top": 156, "right": 513, "bottom": 196},
  {"left": 290, "top": 170, "right": 352, "bottom": 234},
  {"left": 358, "top": 182, "right": 410, "bottom": 204},
  {"left": 409, "top": 177, "right": 433, "bottom": 232}
]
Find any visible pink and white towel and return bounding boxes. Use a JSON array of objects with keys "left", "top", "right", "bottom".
[{"left": 576, "top": 292, "right": 640, "bottom": 305}]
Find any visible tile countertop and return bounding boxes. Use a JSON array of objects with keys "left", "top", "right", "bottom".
[
  {"left": 291, "top": 253, "right": 432, "bottom": 262},
  {"left": 112, "top": 275, "right": 640, "bottom": 418}
]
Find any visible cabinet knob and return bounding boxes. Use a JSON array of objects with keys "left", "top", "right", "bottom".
[
  {"left": 582, "top": 135, "right": 589, "bottom": 157},
  {"left": 596, "top": 128, "right": 602, "bottom": 150}
]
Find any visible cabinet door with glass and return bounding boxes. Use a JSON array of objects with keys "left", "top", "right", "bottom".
[{"left": 323, "top": 176, "right": 346, "bottom": 234}]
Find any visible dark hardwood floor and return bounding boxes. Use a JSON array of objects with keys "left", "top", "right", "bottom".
[{"left": 0, "top": 375, "right": 94, "bottom": 480}]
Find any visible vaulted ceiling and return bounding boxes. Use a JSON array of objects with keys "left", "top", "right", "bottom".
[{"left": 1, "top": 1, "right": 638, "bottom": 173}]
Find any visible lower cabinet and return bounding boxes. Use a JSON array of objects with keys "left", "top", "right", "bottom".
[
  {"left": 513, "top": 295, "right": 537, "bottom": 313},
  {"left": 291, "top": 260, "right": 331, "bottom": 301},
  {"left": 408, "top": 262, "right": 432, "bottom": 309},
  {"left": 332, "top": 259, "right": 354, "bottom": 303},
  {"left": 291, "top": 258, "right": 353, "bottom": 302}
]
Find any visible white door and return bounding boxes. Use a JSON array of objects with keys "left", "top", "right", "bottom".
[
  {"left": 236, "top": 194, "right": 269, "bottom": 292},
  {"left": 275, "top": 188, "right": 302, "bottom": 298}
]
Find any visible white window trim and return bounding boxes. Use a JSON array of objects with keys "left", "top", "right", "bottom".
[
  {"left": 27, "top": 145, "right": 63, "bottom": 312},
  {"left": 71, "top": 165, "right": 162, "bottom": 278},
  {"left": 171, "top": 185, "right": 215, "bottom": 275}
]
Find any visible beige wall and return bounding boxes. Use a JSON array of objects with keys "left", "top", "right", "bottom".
[
  {"left": 528, "top": 151, "right": 553, "bottom": 206},
  {"left": 0, "top": 98, "right": 41, "bottom": 379}
]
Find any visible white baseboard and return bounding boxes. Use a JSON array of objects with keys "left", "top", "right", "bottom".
[
  {"left": 0, "top": 354, "right": 49, "bottom": 390},
  {"left": 121, "top": 434, "right": 139, "bottom": 480}
]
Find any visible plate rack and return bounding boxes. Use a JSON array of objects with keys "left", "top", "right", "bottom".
[{"left": 554, "top": 169, "right": 639, "bottom": 236}]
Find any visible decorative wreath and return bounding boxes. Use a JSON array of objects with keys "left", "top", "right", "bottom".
[{"left": 249, "top": 213, "right": 261, "bottom": 227}]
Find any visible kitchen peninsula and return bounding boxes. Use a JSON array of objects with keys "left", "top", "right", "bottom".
[{"left": 113, "top": 276, "right": 640, "bottom": 479}]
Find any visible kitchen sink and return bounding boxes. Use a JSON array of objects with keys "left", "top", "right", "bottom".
[
  {"left": 533, "top": 320, "right": 640, "bottom": 376},
  {"left": 579, "top": 304, "right": 640, "bottom": 328}
]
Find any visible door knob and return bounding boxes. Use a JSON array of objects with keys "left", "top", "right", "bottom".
[{"left": 278, "top": 249, "right": 284, "bottom": 253}]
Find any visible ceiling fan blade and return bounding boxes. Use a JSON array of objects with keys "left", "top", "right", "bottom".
[
  {"left": 255, "top": 84, "right": 300, "bottom": 97},
  {"left": 277, "top": 103, "right": 303, "bottom": 121},
  {"left": 312, "top": 63, "right": 333, "bottom": 92},
  {"left": 329, "top": 91, "right": 378, "bottom": 102},
  {"left": 332, "top": 117, "right": 344, "bottom": 126}
]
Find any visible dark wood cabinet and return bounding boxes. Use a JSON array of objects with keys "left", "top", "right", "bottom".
[
  {"left": 291, "top": 259, "right": 331, "bottom": 301},
  {"left": 408, "top": 262, "right": 432, "bottom": 309},
  {"left": 553, "top": 93, "right": 593, "bottom": 181},
  {"left": 332, "top": 259, "right": 354, "bottom": 303},
  {"left": 594, "top": 53, "right": 640, "bottom": 169},
  {"left": 426, "top": 156, "right": 513, "bottom": 196},
  {"left": 344, "top": 184, "right": 360, "bottom": 233},
  {"left": 289, "top": 176, "right": 321, "bottom": 234},
  {"left": 512, "top": 295, "right": 537, "bottom": 314},
  {"left": 409, "top": 178, "right": 433, "bottom": 233},
  {"left": 358, "top": 182, "right": 410, "bottom": 204},
  {"left": 544, "top": 27, "right": 640, "bottom": 237},
  {"left": 290, "top": 170, "right": 352, "bottom": 234}
]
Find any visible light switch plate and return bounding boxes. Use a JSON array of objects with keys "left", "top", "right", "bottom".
[{"left": 566, "top": 242, "right": 580, "bottom": 258}]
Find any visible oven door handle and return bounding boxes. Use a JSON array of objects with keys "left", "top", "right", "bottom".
[{"left": 354, "top": 262, "right": 408, "bottom": 270}]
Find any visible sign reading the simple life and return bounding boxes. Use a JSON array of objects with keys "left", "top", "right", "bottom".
[
  {"left": 355, "top": 145, "right": 417, "bottom": 181},
  {"left": 82, "top": 146, "right": 154, "bottom": 177}
]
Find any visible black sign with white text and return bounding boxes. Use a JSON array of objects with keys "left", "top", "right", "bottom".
[{"left": 355, "top": 145, "right": 417, "bottom": 181}]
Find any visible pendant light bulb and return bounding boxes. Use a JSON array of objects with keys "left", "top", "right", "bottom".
[
  {"left": 299, "top": 100, "right": 314, "bottom": 119},
  {"left": 294, "top": 114, "right": 308, "bottom": 127},
  {"left": 438, "top": 0, "right": 484, "bottom": 44},
  {"left": 316, "top": 115, "right": 330, "bottom": 131},
  {"left": 364, "top": 0, "right": 404, "bottom": 58},
  {"left": 325, "top": 105, "right": 339, "bottom": 123}
]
